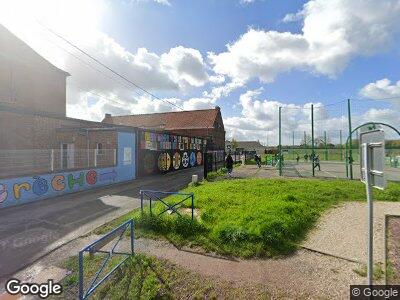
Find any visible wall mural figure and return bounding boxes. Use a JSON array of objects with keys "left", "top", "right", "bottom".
[
  {"left": 173, "top": 152, "right": 181, "bottom": 170},
  {"left": 196, "top": 151, "right": 202, "bottom": 165},
  {"left": 158, "top": 153, "right": 171, "bottom": 171},
  {"left": 190, "top": 152, "right": 196, "bottom": 167},
  {"left": 182, "top": 152, "right": 189, "bottom": 168}
]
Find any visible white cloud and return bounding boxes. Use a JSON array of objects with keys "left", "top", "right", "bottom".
[
  {"left": 224, "top": 89, "right": 400, "bottom": 145},
  {"left": 359, "top": 78, "right": 400, "bottom": 100},
  {"left": 210, "top": 0, "right": 400, "bottom": 83},
  {"left": 131, "top": 0, "right": 171, "bottom": 6}
]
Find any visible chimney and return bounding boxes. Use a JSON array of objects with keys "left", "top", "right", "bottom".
[{"left": 103, "top": 113, "right": 112, "bottom": 123}]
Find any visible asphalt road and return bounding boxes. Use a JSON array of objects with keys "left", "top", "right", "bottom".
[{"left": 0, "top": 167, "right": 203, "bottom": 281}]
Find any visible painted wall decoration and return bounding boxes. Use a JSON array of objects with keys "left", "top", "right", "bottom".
[
  {"left": 0, "top": 131, "right": 136, "bottom": 209},
  {"left": 138, "top": 130, "right": 204, "bottom": 176}
]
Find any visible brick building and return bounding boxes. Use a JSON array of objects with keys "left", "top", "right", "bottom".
[
  {"left": 0, "top": 24, "right": 69, "bottom": 116},
  {"left": 102, "top": 106, "right": 226, "bottom": 150},
  {"left": 0, "top": 25, "right": 121, "bottom": 178}
]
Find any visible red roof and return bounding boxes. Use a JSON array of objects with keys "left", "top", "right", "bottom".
[{"left": 102, "top": 107, "right": 220, "bottom": 131}]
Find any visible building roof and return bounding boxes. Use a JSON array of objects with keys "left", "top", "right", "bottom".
[
  {"left": 235, "top": 141, "right": 266, "bottom": 150},
  {"left": 0, "top": 24, "right": 70, "bottom": 76},
  {"left": 103, "top": 107, "right": 221, "bottom": 131}
]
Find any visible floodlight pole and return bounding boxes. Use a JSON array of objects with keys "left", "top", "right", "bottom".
[
  {"left": 279, "top": 107, "right": 282, "bottom": 176},
  {"left": 339, "top": 130, "right": 343, "bottom": 161},
  {"left": 311, "top": 104, "right": 315, "bottom": 177},
  {"left": 324, "top": 130, "right": 328, "bottom": 161},
  {"left": 362, "top": 142, "right": 374, "bottom": 286},
  {"left": 292, "top": 131, "right": 295, "bottom": 160},
  {"left": 348, "top": 99, "right": 354, "bottom": 179}
]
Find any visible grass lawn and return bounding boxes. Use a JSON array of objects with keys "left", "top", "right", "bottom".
[
  {"left": 95, "top": 178, "right": 400, "bottom": 258},
  {"left": 55, "top": 254, "right": 268, "bottom": 299}
]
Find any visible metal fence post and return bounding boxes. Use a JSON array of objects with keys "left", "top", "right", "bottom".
[
  {"left": 191, "top": 194, "right": 194, "bottom": 221},
  {"left": 278, "top": 107, "right": 282, "bottom": 176},
  {"left": 114, "top": 149, "right": 117, "bottom": 166},
  {"left": 340, "top": 129, "right": 343, "bottom": 161},
  {"left": 348, "top": 99, "right": 353, "bottom": 179},
  {"left": 140, "top": 190, "right": 143, "bottom": 215},
  {"left": 311, "top": 104, "right": 315, "bottom": 176},
  {"left": 94, "top": 149, "right": 97, "bottom": 167},
  {"left": 131, "top": 220, "right": 134, "bottom": 255},
  {"left": 78, "top": 251, "right": 84, "bottom": 300},
  {"left": 50, "top": 149, "right": 54, "bottom": 172},
  {"left": 292, "top": 131, "right": 295, "bottom": 160},
  {"left": 324, "top": 131, "right": 328, "bottom": 161}
]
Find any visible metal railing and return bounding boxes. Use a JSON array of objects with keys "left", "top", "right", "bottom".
[
  {"left": 140, "top": 190, "right": 195, "bottom": 221},
  {"left": 79, "top": 219, "right": 134, "bottom": 300},
  {"left": 0, "top": 149, "right": 117, "bottom": 179}
]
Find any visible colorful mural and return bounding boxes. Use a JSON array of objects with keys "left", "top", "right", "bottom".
[
  {"left": 138, "top": 130, "right": 205, "bottom": 176},
  {"left": 0, "top": 131, "right": 136, "bottom": 209}
]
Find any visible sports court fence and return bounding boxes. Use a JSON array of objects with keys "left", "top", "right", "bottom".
[{"left": 277, "top": 99, "right": 400, "bottom": 181}]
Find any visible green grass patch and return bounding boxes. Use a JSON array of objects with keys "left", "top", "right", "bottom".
[
  {"left": 55, "top": 254, "right": 268, "bottom": 299},
  {"left": 95, "top": 178, "right": 400, "bottom": 258}
]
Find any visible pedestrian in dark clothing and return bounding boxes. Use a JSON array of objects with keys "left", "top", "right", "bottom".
[
  {"left": 314, "top": 155, "right": 321, "bottom": 171},
  {"left": 226, "top": 153, "right": 234, "bottom": 176},
  {"left": 304, "top": 153, "right": 308, "bottom": 162},
  {"left": 296, "top": 154, "right": 300, "bottom": 164}
]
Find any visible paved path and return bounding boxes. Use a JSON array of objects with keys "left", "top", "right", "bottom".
[
  {"left": 303, "top": 201, "right": 400, "bottom": 263},
  {"left": 0, "top": 167, "right": 203, "bottom": 281}
]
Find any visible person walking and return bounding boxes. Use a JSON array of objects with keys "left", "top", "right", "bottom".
[
  {"left": 313, "top": 154, "right": 321, "bottom": 171},
  {"left": 296, "top": 154, "right": 300, "bottom": 164},
  {"left": 304, "top": 153, "right": 308, "bottom": 162},
  {"left": 226, "top": 152, "right": 234, "bottom": 177}
]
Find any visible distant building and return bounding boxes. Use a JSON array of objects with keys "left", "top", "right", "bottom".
[
  {"left": 103, "top": 106, "right": 226, "bottom": 150},
  {"left": 228, "top": 140, "right": 266, "bottom": 154},
  {"left": 0, "top": 24, "right": 69, "bottom": 116}
]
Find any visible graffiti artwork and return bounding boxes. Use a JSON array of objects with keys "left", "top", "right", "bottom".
[
  {"left": 190, "top": 152, "right": 196, "bottom": 167},
  {"left": 173, "top": 152, "right": 181, "bottom": 170},
  {"left": 158, "top": 153, "right": 171, "bottom": 171},
  {"left": 138, "top": 129, "right": 204, "bottom": 176},
  {"left": 182, "top": 152, "right": 189, "bottom": 168},
  {"left": 0, "top": 167, "right": 120, "bottom": 208},
  {"left": 196, "top": 152, "right": 202, "bottom": 165}
]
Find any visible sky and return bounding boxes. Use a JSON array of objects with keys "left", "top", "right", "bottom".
[{"left": 1, "top": 0, "right": 400, "bottom": 145}]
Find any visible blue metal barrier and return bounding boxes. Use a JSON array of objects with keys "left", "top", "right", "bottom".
[
  {"left": 78, "top": 219, "right": 134, "bottom": 300},
  {"left": 140, "top": 190, "right": 195, "bottom": 221}
]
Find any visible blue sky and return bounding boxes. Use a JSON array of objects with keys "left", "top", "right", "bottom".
[{"left": 1, "top": 0, "right": 400, "bottom": 143}]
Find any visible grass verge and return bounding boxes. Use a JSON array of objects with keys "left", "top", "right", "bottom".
[
  {"left": 54, "top": 254, "right": 268, "bottom": 299},
  {"left": 95, "top": 178, "right": 400, "bottom": 258}
]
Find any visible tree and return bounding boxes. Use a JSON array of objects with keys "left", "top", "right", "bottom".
[{"left": 231, "top": 138, "right": 238, "bottom": 149}]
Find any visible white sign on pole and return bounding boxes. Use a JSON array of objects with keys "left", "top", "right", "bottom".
[
  {"left": 359, "top": 129, "right": 386, "bottom": 287},
  {"left": 360, "top": 130, "right": 386, "bottom": 189}
]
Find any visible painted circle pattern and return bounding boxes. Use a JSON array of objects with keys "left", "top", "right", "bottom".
[
  {"left": 182, "top": 152, "right": 189, "bottom": 168},
  {"left": 173, "top": 152, "right": 181, "bottom": 170},
  {"left": 158, "top": 153, "right": 171, "bottom": 171},
  {"left": 196, "top": 152, "right": 202, "bottom": 165},
  {"left": 189, "top": 152, "right": 196, "bottom": 167}
]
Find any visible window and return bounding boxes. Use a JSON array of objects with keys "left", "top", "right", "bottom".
[{"left": 96, "top": 143, "right": 103, "bottom": 155}]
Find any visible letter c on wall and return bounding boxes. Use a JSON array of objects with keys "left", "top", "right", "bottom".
[
  {"left": 52, "top": 175, "right": 65, "bottom": 191},
  {"left": 0, "top": 183, "right": 7, "bottom": 203}
]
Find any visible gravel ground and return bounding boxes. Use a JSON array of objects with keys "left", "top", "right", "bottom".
[
  {"left": 303, "top": 201, "right": 400, "bottom": 264},
  {"left": 387, "top": 216, "right": 400, "bottom": 284},
  {"left": 11, "top": 233, "right": 364, "bottom": 299}
]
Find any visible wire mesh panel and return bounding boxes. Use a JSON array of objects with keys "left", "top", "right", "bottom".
[
  {"left": 0, "top": 149, "right": 117, "bottom": 179},
  {"left": 278, "top": 99, "right": 400, "bottom": 181}
]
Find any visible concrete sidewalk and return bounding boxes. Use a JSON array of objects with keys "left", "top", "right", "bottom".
[{"left": 0, "top": 167, "right": 203, "bottom": 282}]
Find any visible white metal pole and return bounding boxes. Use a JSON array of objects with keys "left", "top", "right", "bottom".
[
  {"left": 94, "top": 149, "right": 97, "bottom": 167},
  {"left": 363, "top": 143, "right": 374, "bottom": 286},
  {"left": 50, "top": 149, "right": 54, "bottom": 172}
]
